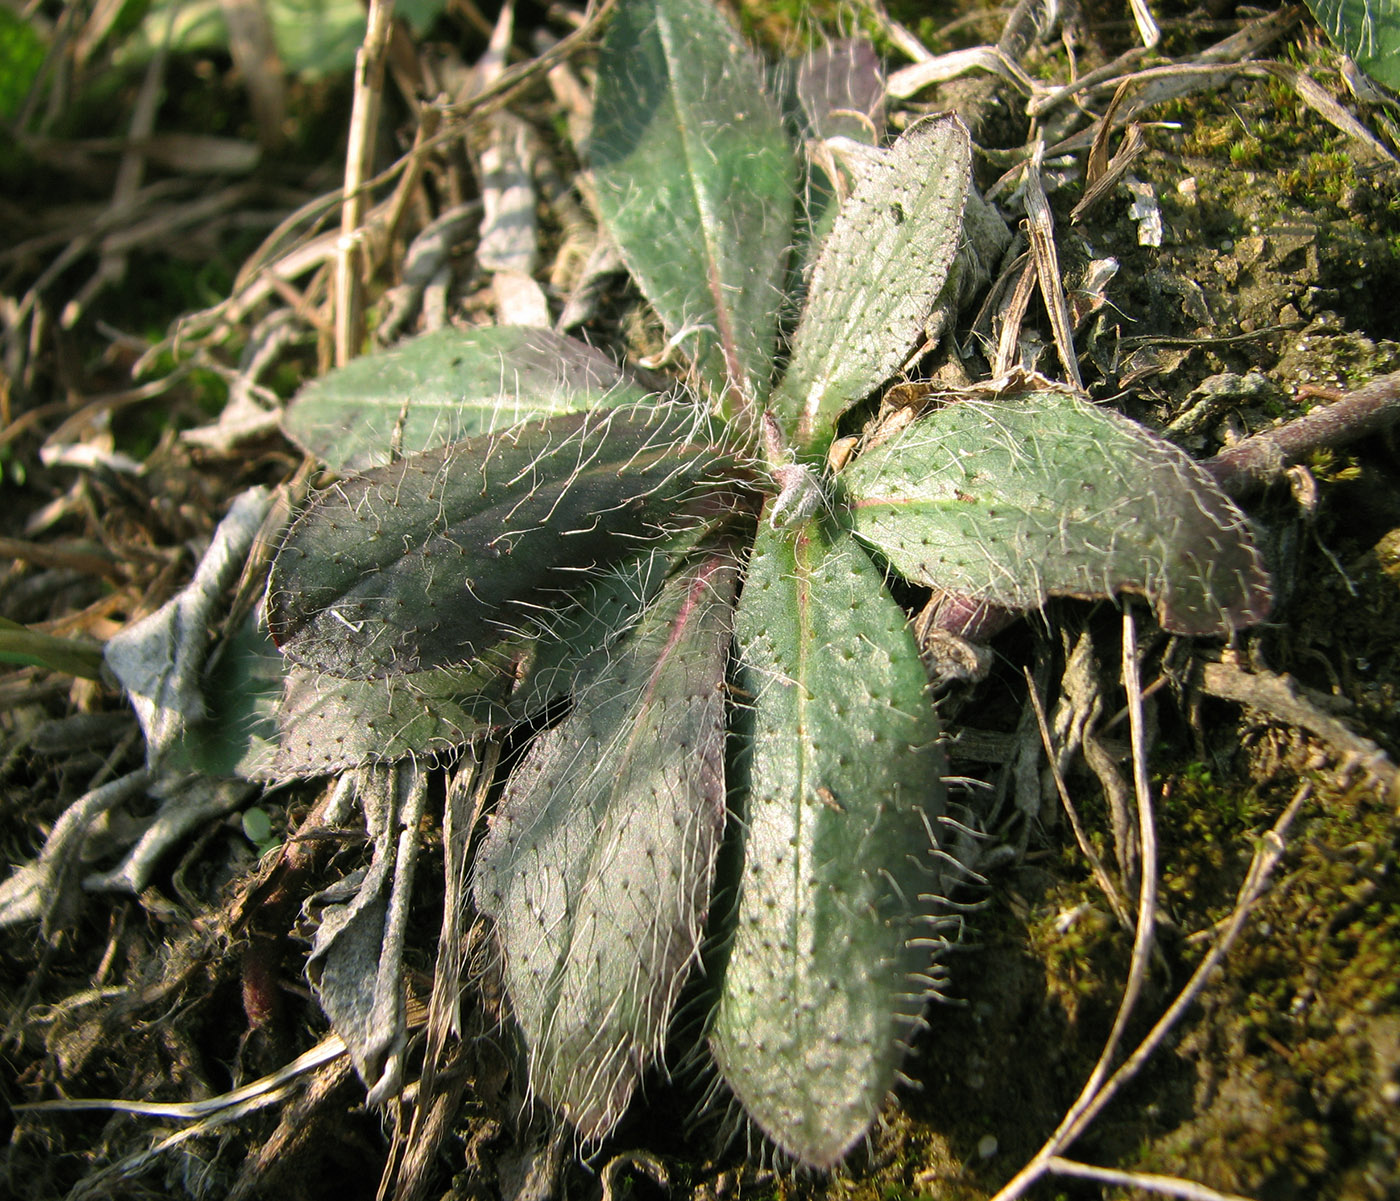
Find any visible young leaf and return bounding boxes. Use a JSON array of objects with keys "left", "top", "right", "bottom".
[
  {"left": 772, "top": 114, "right": 972, "bottom": 453},
  {"left": 283, "top": 326, "right": 652, "bottom": 473},
  {"left": 794, "top": 39, "right": 886, "bottom": 143},
  {"left": 267, "top": 403, "right": 751, "bottom": 679},
  {"left": 842, "top": 389, "right": 1273, "bottom": 636},
  {"left": 473, "top": 553, "right": 736, "bottom": 1140},
  {"left": 591, "top": 0, "right": 795, "bottom": 407},
  {"left": 710, "top": 521, "right": 950, "bottom": 1169}
]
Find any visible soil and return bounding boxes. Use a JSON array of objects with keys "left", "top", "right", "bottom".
[{"left": 3, "top": 3, "right": 1399, "bottom": 1201}]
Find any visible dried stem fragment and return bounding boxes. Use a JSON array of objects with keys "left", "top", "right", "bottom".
[{"left": 1204, "top": 370, "right": 1400, "bottom": 498}]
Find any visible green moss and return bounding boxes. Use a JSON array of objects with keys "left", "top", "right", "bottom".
[
  {"left": 1282, "top": 151, "right": 1361, "bottom": 206},
  {"left": 1133, "top": 778, "right": 1400, "bottom": 1198}
]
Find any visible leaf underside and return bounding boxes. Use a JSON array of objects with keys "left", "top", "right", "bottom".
[
  {"left": 591, "top": 0, "right": 795, "bottom": 405},
  {"left": 772, "top": 114, "right": 972, "bottom": 453},
  {"left": 282, "top": 326, "right": 652, "bottom": 474},
  {"left": 710, "top": 520, "right": 951, "bottom": 1169},
  {"left": 842, "top": 390, "right": 1273, "bottom": 636},
  {"left": 474, "top": 554, "right": 736, "bottom": 1140},
  {"left": 267, "top": 403, "right": 749, "bottom": 679}
]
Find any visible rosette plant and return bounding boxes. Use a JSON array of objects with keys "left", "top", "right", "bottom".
[{"left": 262, "top": 0, "right": 1271, "bottom": 1168}]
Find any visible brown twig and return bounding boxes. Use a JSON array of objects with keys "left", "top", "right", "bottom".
[
  {"left": 990, "top": 779, "right": 1312, "bottom": 1201},
  {"left": 1204, "top": 370, "right": 1400, "bottom": 498},
  {"left": 1198, "top": 659, "right": 1398, "bottom": 800}
]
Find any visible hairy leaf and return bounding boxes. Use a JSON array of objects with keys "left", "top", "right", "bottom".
[
  {"left": 842, "top": 389, "right": 1273, "bottom": 636},
  {"left": 773, "top": 114, "right": 972, "bottom": 453},
  {"left": 710, "top": 520, "right": 950, "bottom": 1169},
  {"left": 591, "top": 0, "right": 795, "bottom": 406},
  {"left": 167, "top": 612, "right": 284, "bottom": 779},
  {"left": 506, "top": 545, "right": 676, "bottom": 720},
  {"left": 269, "top": 658, "right": 513, "bottom": 781},
  {"left": 474, "top": 554, "right": 736, "bottom": 1140},
  {"left": 268, "top": 403, "right": 751, "bottom": 679},
  {"left": 283, "top": 326, "right": 651, "bottom": 473},
  {"left": 267, "top": 542, "right": 717, "bottom": 780}
]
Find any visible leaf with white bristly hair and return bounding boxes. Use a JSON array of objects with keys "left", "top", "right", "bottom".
[
  {"left": 591, "top": 0, "right": 795, "bottom": 406},
  {"left": 841, "top": 389, "right": 1273, "bottom": 637},
  {"left": 772, "top": 114, "right": 972, "bottom": 454},
  {"left": 473, "top": 552, "right": 736, "bottom": 1141},
  {"left": 267, "top": 402, "right": 754, "bottom": 681},
  {"left": 283, "top": 326, "right": 653, "bottom": 473},
  {"left": 710, "top": 519, "right": 951, "bottom": 1169}
]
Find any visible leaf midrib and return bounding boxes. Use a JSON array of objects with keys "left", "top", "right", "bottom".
[{"left": 656, "top": 5, "right": 752, "bottom": 405}]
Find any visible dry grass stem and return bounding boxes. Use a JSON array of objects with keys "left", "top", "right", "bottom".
[
  {"left": 1045, "top": 1156, "right": 1257, "bottom": 1201},
  {"left": 1020, "top": 145, "right": 1082, "bottom": 388},
  {"left": 337, "top": 0, "right": 397, "bottom": 366},
  {"left": 1024, "top": 665, "right": 1133, "bottom": 930}
]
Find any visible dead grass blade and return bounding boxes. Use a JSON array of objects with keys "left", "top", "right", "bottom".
[
  {"left": 384, "top": 744, "right": 500, "bottom": 1201},
  {"left": 1024, "top": 665, "right": 1134, "bottom": 931},
  {"left": 1044, "top": 1156, "right": 1256, "bottom": 1201},
  {"left": 337, "top": 0, "right": 398, "bottom": 366},
  {"left": 1030, "top": 5, "right": 1301, "bottom": 120},
  {"left": 1021, "top": 145, "right": 1082, "bottom": 388}
]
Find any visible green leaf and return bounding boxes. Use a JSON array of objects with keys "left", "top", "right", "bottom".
[
  {"left": 773, "top": 115, "right": 972, "bottom": 454},
  {"left": 267, "top": 403, "right": 750, "bottom": 680},
  {"left": 591, "top": 0, "right": 796, "bottom": 407},
  {"left": 268, "top": 659, "right": 510, "bottom": 780},
  {"left": 0, "top": 617, "right": 104, "bottom": 679},
  {"left": 474, "top": 553, "right": 737, "bottom": 1139},
  {"left": 1305, "top": 0, "right": 1400, "bottom": 89},
  {"left": 710, "top": 521, "right": 950, "bottom": 1168},
  {"left": 842, "top": 389, "right": 1273, "bottom": 637},
  {"left": 162, "top": 612, "right": 284, "bottom": 779},
  {"left": 259, "top": 547, "right": 699, "bottom": 782},
  {"left": 283, "top": 326, "right": 654, "bottom": 473},
  {"left": 150, "top": 606, "right": 507, "bottom": 784},
  {"left": 122, "top": 0, "right": 447, "bottom": 79},
  {"left": 505, "top": 545, "right": 677, "bottom": 721},
  {"left": 0, "top": 8, "right": 45, "bottom": 121}
]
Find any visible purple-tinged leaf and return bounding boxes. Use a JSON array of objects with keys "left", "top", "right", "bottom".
[
  {"left": 795, "top": 39, "right": 886, "bottom": 143},
  {"left": 591, "top": 0, "right": 796, "bottom": 408},
  {"left": 474, "top": 554, "right": 737, "bottom": 1140},
  {"left": 267, "top": 403, "right": 752, "bottom": 680}
]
